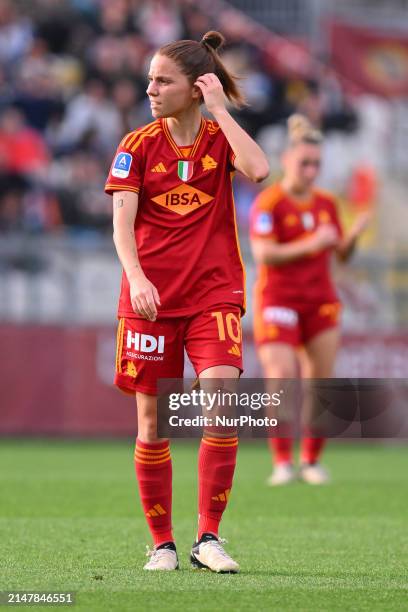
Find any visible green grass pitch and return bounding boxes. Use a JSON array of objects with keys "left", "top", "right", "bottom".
[{"left": 1, "top": 440, "right": 407, "bottom": 611}]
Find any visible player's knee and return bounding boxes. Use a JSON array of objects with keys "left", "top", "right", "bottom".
[{"left": 264, "top": 364, "right": 296, "bottom": 378}]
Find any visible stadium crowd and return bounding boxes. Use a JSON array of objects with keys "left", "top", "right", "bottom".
[{"left": 0, "top": 0, "right": 357, "bottom": 234}]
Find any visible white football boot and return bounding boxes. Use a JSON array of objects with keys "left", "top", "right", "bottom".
[
  {"left": 299, "top": 463, "right": 330, "bottom": 485},
  {"left": 266, "top": 462, "right": 296, "bottom": 486},
  {"left": 143, "top": 542, "right": 179, "bottom": 571},
  {"left": 190, "top": 533, "right": 239, "bottom": 573}
]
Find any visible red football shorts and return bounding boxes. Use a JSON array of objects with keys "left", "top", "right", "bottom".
[
  {"left": 114, "top": 305, "right": 243, "bottom": 395},
  {"left": 254, "top": 301, "right": 341, "bottom": 347}
]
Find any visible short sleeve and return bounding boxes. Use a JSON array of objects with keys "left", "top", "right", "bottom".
[
  {"left": 229, "top": 147, "right": 236, "bottom": 169},
  {"left": 105, "top": 139, "right": 143, "bottom": 195},
  {"left": 249, "top": 191, "right": 277, "bottom": 240},
  {"left": 328, "top": 198, "right": 344, "bottom": 239},
  {"left": 222, "top": 136, "right": 236, "bottom": 171}
]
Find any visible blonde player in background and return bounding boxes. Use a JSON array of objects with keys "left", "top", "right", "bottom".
[{"left": 250, "top": 114, "right": 370, "bottom": 485}]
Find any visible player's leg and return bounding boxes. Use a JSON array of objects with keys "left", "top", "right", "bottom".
[
  {"left": 258, "top": 342, "right": 299, "bottom": 485},
  {"left": 114, "top": 316, "right": 183, "bottom": 570},
  {"left": 299, "top": 317, "right": 340, "bottom": 484},
  {"left": 304, "top": 326, "right": 340, "bottom": 378},
  {"left": 186, "top": 308, "right": 242, "bottom": 572},
  {"left": 191, "top": 364, "right": 240, "bottom": 573},
  {"left": 197, "top": 365, "right": 239, "bottom": 541},
  {"left": 134, "top": 392, "right": 177, "bottom": 570}
]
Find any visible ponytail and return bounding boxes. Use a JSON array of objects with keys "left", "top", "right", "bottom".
[{"left": 287, "top": 114, "right": 323, "bottom": 147}]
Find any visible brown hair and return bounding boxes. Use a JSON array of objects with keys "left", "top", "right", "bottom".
[
  {"left": 287, "top": 114, "right": 323, "bottom": 147},
  {"left": 158, "top": 30, "right": 245, "bottom": 108}
]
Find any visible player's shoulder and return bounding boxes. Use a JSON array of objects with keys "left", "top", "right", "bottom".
[
  {"left": 313, "top": 187, "right": 338, "bottom": 208},
  {"left": 118, "top": 120, "right": 162, "bottom": 152},
  {"left": 253, "top": 183, "right": 286, "bottom": 212},
  {"left": 205, "top": 119, "right": 221, "bottom": 136},
  {"left": 204, "top": 118, "right": 229, "bottom": 145}
]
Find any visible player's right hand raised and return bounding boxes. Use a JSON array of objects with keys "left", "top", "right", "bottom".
[
  {"left": 312, "top": 224, "right": 339, "bottom": 250},
  {"left": 129, "top": 275, "right": 161, "bottom": 321}
]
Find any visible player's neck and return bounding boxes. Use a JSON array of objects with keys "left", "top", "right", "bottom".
[
  {"left": 281, "top": 178, "right": 312, "bottom": 202},
  {"left": 166, "top": 109, "right": 203, "bottom": 147}
]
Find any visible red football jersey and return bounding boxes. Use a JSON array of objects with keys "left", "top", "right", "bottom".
[
  {"left": 105, "top": 118, "right": 245, "bottom": 318},
  {"left": 250, "top": 183, "right": 343, "bottom": 305}
]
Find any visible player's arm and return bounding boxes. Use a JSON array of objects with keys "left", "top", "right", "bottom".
[
  {"left": 335, "top": 210, "right": 372, "bottom": 262},
  {"left": 251, "top": 225, "right": 339, "bottom": 266},
  {"left": 194, "top": 73, "right": 269, "bottom": 183},
  {"left": 112, "top": 190, "right": 160, "bottom": 321}
]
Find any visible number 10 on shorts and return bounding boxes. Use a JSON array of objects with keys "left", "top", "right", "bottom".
[{"left": 211, "top": 311, "right": 242, "bottom": 343}]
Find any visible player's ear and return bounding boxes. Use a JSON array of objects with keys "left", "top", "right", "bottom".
[{"left": 192, "top": 84, "right": 202, "bottom": 101}]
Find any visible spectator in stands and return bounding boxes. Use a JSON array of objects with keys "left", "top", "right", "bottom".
[
  {"left": 0, "top": 106, "right": 49, "bottom": 179},
  {"left": 55, "top": 78, "right": 122, "bottom": 156},
  {"left": 0, "top": 106, "right": 59, "bottom": 232}
]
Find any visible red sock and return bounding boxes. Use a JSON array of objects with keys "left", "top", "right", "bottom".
[
  {"left": 268, "top": 420, "right": 294, "bottom": 465},
  {"left": 134, "top": 439, "right": 173, "bottom": 547},
  {"left": 301, "top": 434, "right": 326, "bottom": 464},
  {"left": 268, "top": 437, "right": 293, "bottom": 465},
  {"left": 197, "top": 435, "right": 238, "bottom": 539}
]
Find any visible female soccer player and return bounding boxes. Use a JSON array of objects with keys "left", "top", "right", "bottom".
[
  {"left": 250, "top": 114, "right": 370, "bottom": 486},
  {"left": 105, "top": 31, "right": 269, "bottom": 571}
]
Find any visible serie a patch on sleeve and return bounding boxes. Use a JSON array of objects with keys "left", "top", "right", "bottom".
[
  {"left": 255, "top": 211, "right": 273, "bottom": 234},
  {"left": 112, "top": 152, "right": 133, "bottom": 178}
]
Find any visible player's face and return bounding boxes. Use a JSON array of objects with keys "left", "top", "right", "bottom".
[
  {"left": 283, "top": 143, "right": 321, "bottom": 191},
  {"left": 146, "top": 54, "right": 199, "bottom": 118}
]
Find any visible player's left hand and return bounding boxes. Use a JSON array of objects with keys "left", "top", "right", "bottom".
[
  {"left": 351, "top": 209, "right": 373, "bottom": 238},
  {"left": 194, "top": 73, "right": 227, "bottom": 114}
]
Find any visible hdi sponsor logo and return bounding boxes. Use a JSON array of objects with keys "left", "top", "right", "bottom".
[{"left": 127, "top": 331, "right": 165, "bottom": 353}]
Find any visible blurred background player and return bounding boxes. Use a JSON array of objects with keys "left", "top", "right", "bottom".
[
  {"left": 250, "top": 114, "right": 370, "bottom": 486},
  {"left": 106, "top": 31, "right": 269, "bottom": 571}
]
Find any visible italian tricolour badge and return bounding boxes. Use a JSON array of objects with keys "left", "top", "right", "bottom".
[{"left": 177, "top": 160, "right": 194, "bottom": 181}]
